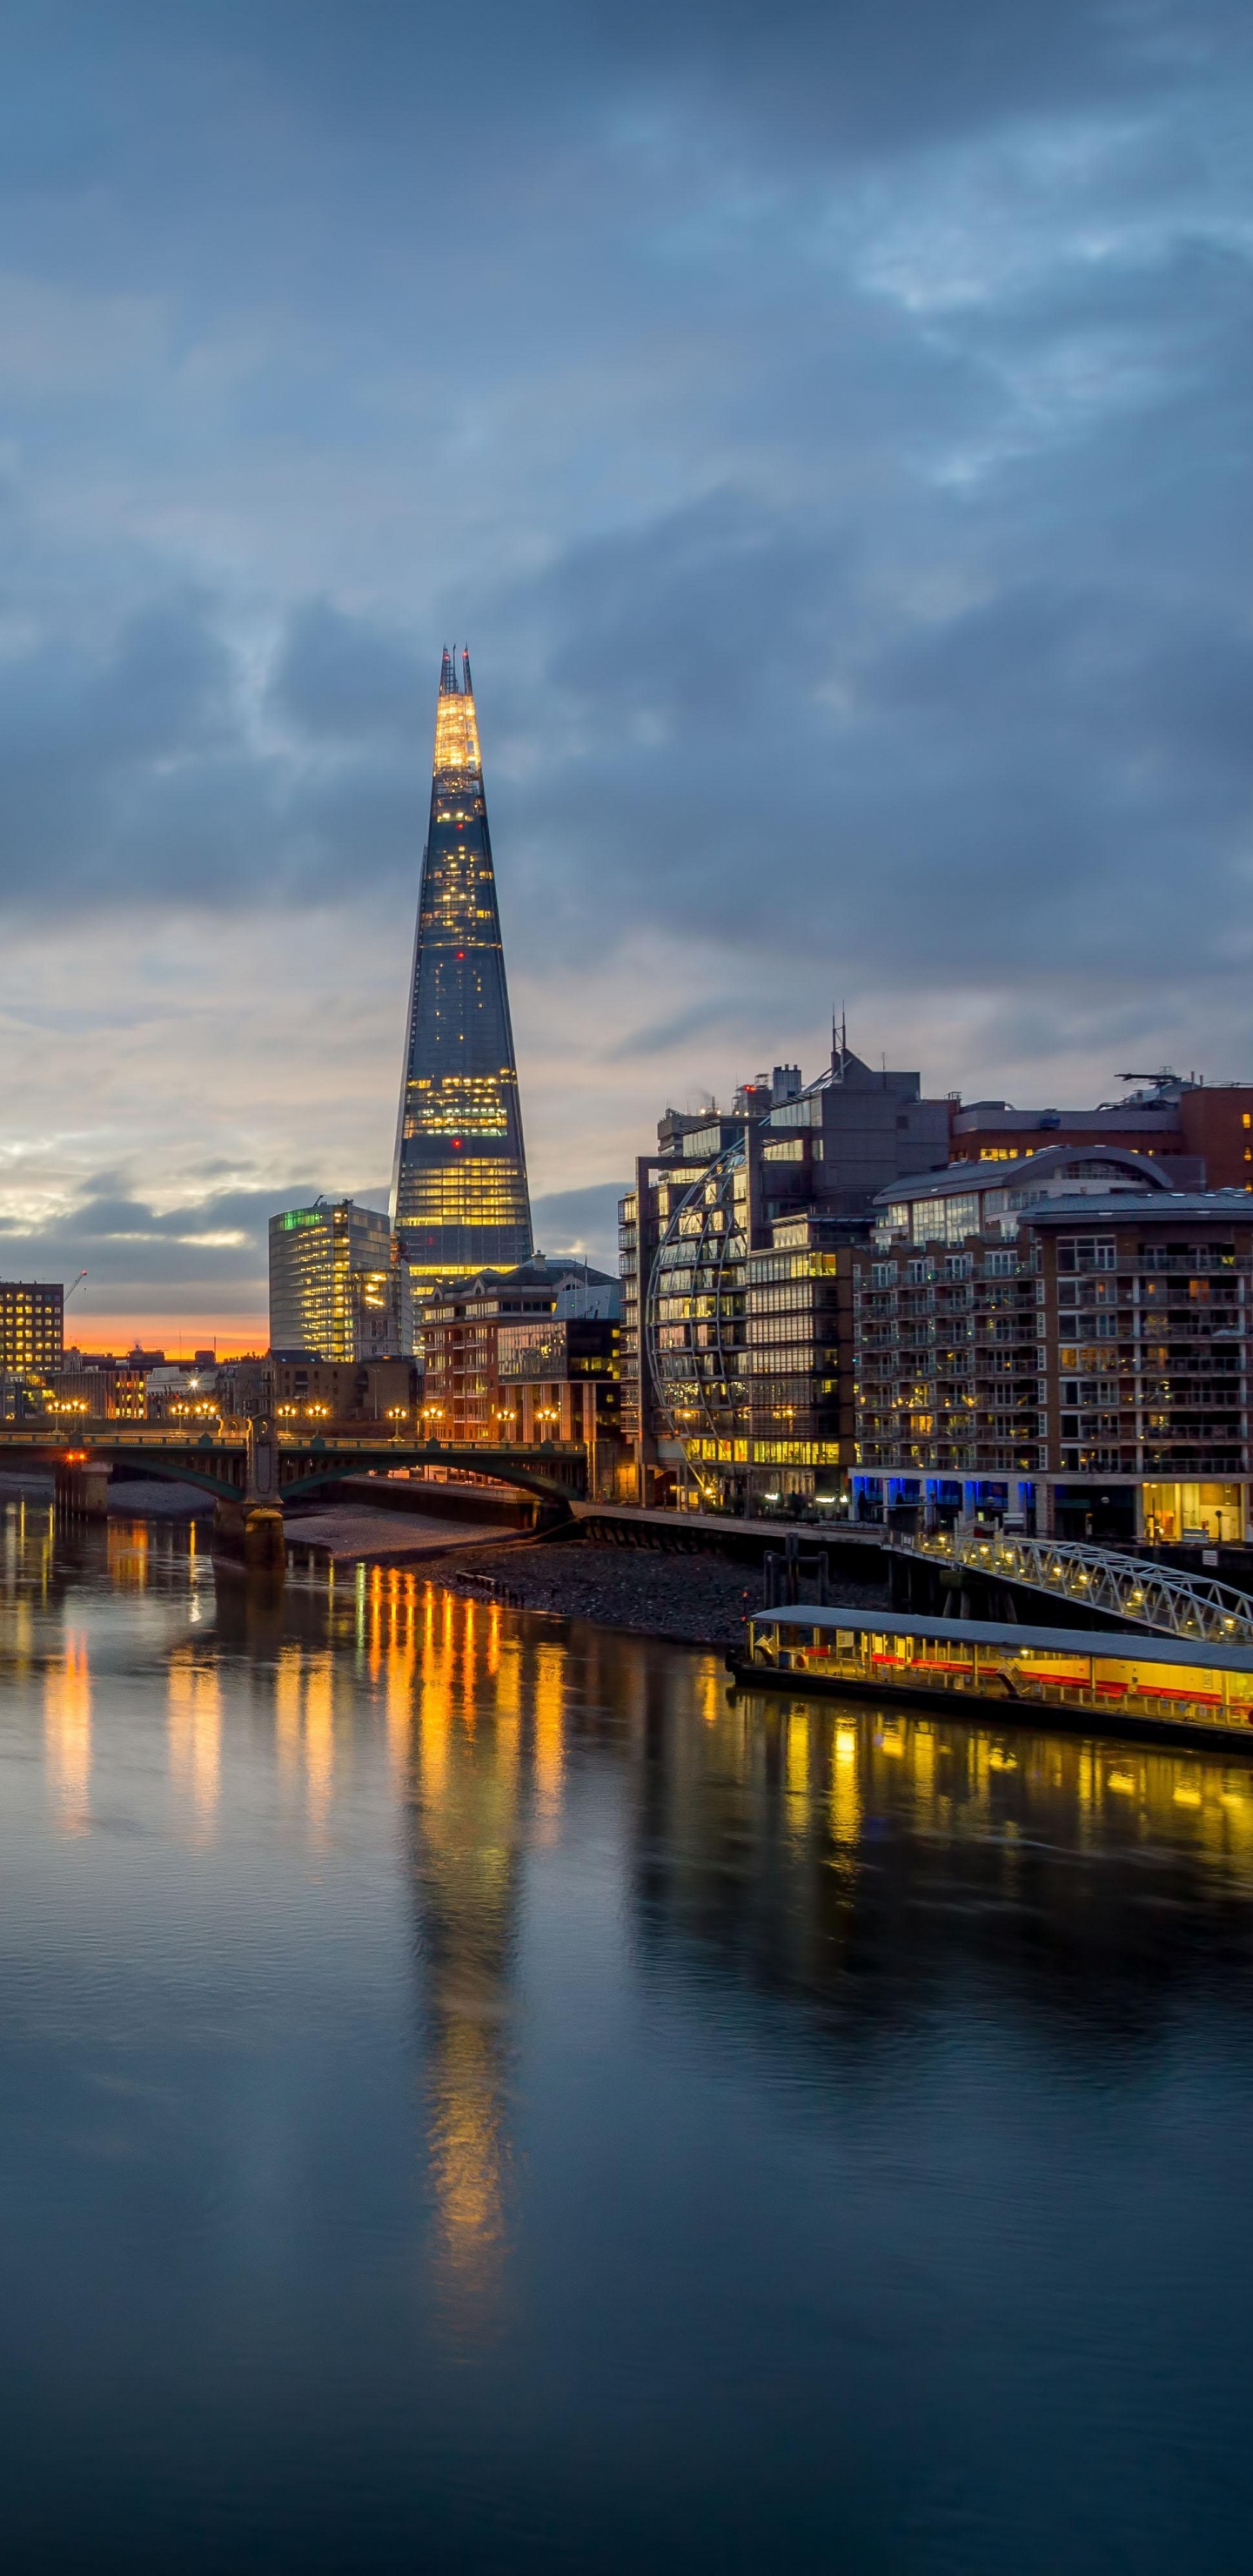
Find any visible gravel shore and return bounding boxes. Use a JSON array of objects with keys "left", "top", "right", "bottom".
[{"left": 434, "top": 1537, "right": 888, "bottom": 1651}]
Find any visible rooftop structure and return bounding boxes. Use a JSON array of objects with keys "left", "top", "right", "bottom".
[{"left": 948, "top": 1070, "right": 1253, "bottom": 1191}]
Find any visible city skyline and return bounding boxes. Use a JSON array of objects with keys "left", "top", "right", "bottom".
[{"left": 0, "top": 1, "right": 1249, "bottom": 1345}]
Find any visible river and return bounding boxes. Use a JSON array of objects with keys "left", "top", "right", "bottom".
[{"left": 2, "top": 1486, "right": 1252, "bottom": 2572}]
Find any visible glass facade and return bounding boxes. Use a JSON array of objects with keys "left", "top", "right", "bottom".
[
  {"left": 644, "top": 1146, "right": 751, "bottom": 1501},
  {"left": 268, "top": 1201, "right": 400, "bottom": 1361},
  {"left": 392, "top": 649, "right": 533, "bottom": 1286}
]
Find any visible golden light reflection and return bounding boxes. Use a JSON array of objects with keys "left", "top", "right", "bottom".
[
  {"left": 533, "top": 1642, "right": 564, "bottom": 1832},
  {"left": 695, "top": 1654, "right": 725, "bottom": 1727},
  {"left": 409, "top": 1585, "right": 550, "bottom": 2332},
  {"left": 785, "top": 1707, "right": 810, "bottom": 1837},
  {"left": 167, "top": 1651, "right": 222, "bottom": 1828},
  {"left": 385, "top": 1577, "right": 418, "bottom": 1779},
  {"left": 107, "top": 1520, "right": 150, "bottom": 1592},
  {"left": 732, "top": 1691, "right": 1253, "bottom": 1888},
  {"left": 271, "top": 1643, "right": 337, "bottom": 1833},
  {"left": 44, "top": 1633, "right": 91, "bottom": 1833},
  {"left": 427, "top": 2020, "right": 506, "bottom": 2308},
  {"left": 275, "top": 1643, "right": 303, "bottom": 1779},
  {"left": 304, "top": 1657, "right": 334, "bottom": 1835},
  {"left": 829, "top": 1720, "right": 861, "bottom": 1866}
]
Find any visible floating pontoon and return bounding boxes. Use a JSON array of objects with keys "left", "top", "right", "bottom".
[{"left": 733, "top": 1607, "right": 1253, "bottom": 1743}]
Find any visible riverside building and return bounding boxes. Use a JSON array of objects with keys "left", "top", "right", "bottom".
[
  {"left": 620, "top": 1040, "right": 950, "bottom": 1512},
  {"left": 268, "top": 1200, "right": 410, "bottom": 1362},
  {"left": 391, "top": 648, "right": 533, "bottom": 1291},
  {"left": 852, "top": 1148, "right": 1253, "bottom": 1544},
  {"left": 420, "top": 1258, "right": 622, "bottom": 1486}
]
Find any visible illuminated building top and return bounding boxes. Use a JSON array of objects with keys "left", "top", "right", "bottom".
[{"left": 391, "top": 648, "right": 533, "bottom": 1285}]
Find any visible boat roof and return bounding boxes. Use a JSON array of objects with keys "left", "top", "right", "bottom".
[{"left": 748, "top": 1602, "right": 1253, "bottom": 1674}]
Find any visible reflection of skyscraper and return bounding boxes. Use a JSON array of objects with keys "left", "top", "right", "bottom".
[
  {"left": 392, "top": 649, "right": 533, "bottom": 1288},
  {"left": 403, "top": 1591, "right": 531, "bottom": 2323}
]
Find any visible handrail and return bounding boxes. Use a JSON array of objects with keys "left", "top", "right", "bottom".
[{"left": 894, "top": 1526, "right": 1253, "bottom": 1646}]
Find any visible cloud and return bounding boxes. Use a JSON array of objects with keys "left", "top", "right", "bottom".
[
  {"left": 531, "top": 1183, "right": 626, "bottom": 1277},
  {"left": 0, "top": 0, "right": 1249, "bottom": 1334},
  {"left": 269, "top": 599, "right": 424, "bottom": 741}
]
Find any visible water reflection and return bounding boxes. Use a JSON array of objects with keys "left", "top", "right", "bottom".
[
  {"left": 44, "top": 1630, "right": 91, "bottom": 1833},
  {"left": 167, "top": 1648, "right": 221, "bottom": 1831},
  {"left": 3, "top": 1487, "right": 1253, "bottom": 2566}
]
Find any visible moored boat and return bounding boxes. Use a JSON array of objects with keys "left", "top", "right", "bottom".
[{"left": 731, "top": 1607, "right": 1253, "bottom": 1745}]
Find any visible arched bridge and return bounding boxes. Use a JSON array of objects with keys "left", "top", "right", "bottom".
[
  {"left": 889, "top": 1525, "right": 1253, "bottom": 1647},
  {"left": 0, "top": 1422, "right": 588, "bottom": 1508}
]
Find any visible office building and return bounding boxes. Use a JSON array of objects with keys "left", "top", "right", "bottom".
[
  {"left": 851, "top": 1148, "right": 1253, "bottom": 1542},
  {"left": 621, "top": 1039, "right": 950, "bottom": 1510},
  {"left": 392, "top": 647, "right": 533, "bottom": 1289},
  {"left": 269, "top": 1199, "right": 408, "bottom": 1361},
  {"left": 0, "top": 1281, "right": 63, "bottom": 1379}
]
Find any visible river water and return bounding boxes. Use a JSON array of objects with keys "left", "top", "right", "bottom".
[{"left": 3, "top": 1488, "right": 1252, "bottom": 2573}]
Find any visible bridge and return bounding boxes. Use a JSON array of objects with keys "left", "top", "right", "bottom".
[
  {"left": 0, "top": 1419, "right": 588, "bottom": 1520},
  {"left": 888, "top": 1525, "right": 1253, "bottom": 1648}
]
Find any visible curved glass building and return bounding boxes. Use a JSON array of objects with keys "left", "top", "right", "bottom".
[
  {"left": 644, "top": 1144, "right": 751, "bottom": 1494},
  {"left": 392, "top": 648, "right": 533, "bottom": 1286}
]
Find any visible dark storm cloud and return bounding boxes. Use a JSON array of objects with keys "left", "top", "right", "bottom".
[
  {"left": 270, "top": 601, "right": 423, "bottom": 742},
  {"left": 0, "top": 0, "right": 1249, "bottom": 1056}
]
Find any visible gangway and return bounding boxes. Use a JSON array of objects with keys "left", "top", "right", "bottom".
[{"left": 892, "top": 1526, "right": 1253, "bottom": 1647}]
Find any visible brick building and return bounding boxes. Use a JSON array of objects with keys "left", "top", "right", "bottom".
[
  {"left": 420, "top": 1259, "right": 620, "bottom": 1464},
  {"left": 852, "top": 1149, "right": 1253, "bottom": 1543}
]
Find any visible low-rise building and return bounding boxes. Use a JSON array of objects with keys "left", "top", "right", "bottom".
[
  {"left": 218, "top": 1353, "right": 418, "bottom": 1425},
  {"left": 420, "top": 1258, "right": 620, "bottom": 1450},
  {"left": 496, "top": 1311, "right": 626, "bottom": 1497},
  {"left": 44, "top": 1354, "right": 148, "bottom": 1420}
]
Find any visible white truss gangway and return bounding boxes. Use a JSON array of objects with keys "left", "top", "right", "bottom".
[{"left": 893, "top": 1526, "right": 1253, "bottom": 1647}]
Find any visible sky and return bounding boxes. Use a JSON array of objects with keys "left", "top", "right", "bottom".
[{"left": 0, "top": 0, "right": 1250, "bottom": 1347}]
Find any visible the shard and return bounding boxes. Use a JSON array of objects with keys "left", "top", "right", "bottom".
[{"left": 392, "top": 648, "right": 533, "bottom": 1287}]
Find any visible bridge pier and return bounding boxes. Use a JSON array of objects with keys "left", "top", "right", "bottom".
[
  {"left": 212, "top": 1493, "right": 286, "bottom": 1573},
  {"left": 54, "top": 1460, "right": 110, "bottom": 1520},
  {"left": 211, "top": 1425, "right": 285, "bottom": 1575}
]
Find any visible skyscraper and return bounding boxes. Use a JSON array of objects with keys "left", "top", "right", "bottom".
[
  {"left": 269, "top": 1198, "right": 408, "bottom": 1358},
  {"left": 392, "top": 648, "right": 533, "bottom": 1288}
]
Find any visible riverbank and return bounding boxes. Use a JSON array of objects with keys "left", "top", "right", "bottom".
[{"left": 433, "top": 1536, "right": 889, "bottom": 1650}]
